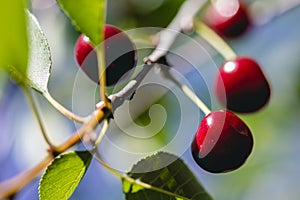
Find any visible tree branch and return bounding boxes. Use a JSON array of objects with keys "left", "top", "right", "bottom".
[
  {"left": 54, "top": 104, "right": 110, "bottom": 154},
  {"left": 0, "top": 104, "right": 109, "bottom": 199},
  {"left": 0, "top": 155, "right": 53, "bottom": 198},
  {"left": 96, "top": 63, "right": 153, "bottom": 113},
  {"left": 145, "top": 0, "right": 207, "bottom": 63},
  {"left": 0, "top": 0, "right": 209, "bottom": 198},
  {"left": 96, "top": 0, "right": 208, "bottom": 113}
]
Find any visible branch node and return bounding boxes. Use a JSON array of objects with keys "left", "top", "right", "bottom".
[
  {"left": 49, "top": 149, "right": 60, "bottom": 158},
  {"left": 98, "top": 103, "right": 113, "bottom": 121},
  {"left": 143, "top": 57, "right": 153, "bottom": 65}
]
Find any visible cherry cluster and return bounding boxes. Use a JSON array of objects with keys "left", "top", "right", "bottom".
[
  {"left": 192, "top": 2, "right": 271, "bottom": 173},
  {"left": 74, "top": 1, "right": 271, "bottom": 174},
  {"left": 192, "top": 56, "right": 271, "bottom": 173}
]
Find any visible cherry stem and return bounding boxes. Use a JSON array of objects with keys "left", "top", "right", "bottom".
[
  {"left": 195, "top": 21, "right": 237, "bottom": 60},
  {"left": 43, "top": 91, "right": 85, "bottom": 124},
  {"left": 159, "top": 66, "right": 211, "bottom": 116},
  {"left": 97, "top": 3, "right": 110, "bottom": 109},
  {"left": 23, "top": 87, "right": 56, "bottom": 149},
  {"left": 181, "top": 84, "right": 211, "bottom": 115},
  {"left": 96, "top": 45, "right": 110, "bottom": 108},
  {"left": 93, "top": 119, "right": 110, "bottom": 149}
]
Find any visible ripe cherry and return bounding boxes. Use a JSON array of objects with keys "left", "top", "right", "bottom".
[
  {"left": 75, "top": 24, "right": 137, "bottom": 86},
  {"left": 191, "top": 110, "right": 253, "bottom": 173},
  {"left": 204, "top": 1, "right": 250, "bottom": 38},
  {"left": 215, "top": 57, "right": 271, "bottom": 113}
]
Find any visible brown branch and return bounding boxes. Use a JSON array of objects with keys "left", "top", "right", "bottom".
[
  {"left": 54, "top": 105, "right": 109, "bottom": 154},
  {"left": 0, "top": 155, "right": 53, "bottom": 198},
  {"left": 0, "top": 104, "right": 109, "bottom": 199}
]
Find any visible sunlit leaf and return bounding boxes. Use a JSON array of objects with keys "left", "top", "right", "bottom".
[
  {"left": 0, "top": 0, "right": 28, "bottom": 82},
  {"left": 39, "top": 151, "right": 92, "bottom": 200},
  {"left": 57, "top": 0, "right": 106, "bottom": 45},
  {"left": 26, "top": 10, "right": 52, "bottom": 94},
  {"left": 123, "top": 152, "right": 212, "bottom": 200}
]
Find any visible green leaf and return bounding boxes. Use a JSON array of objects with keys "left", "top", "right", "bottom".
[
  {"left": 39, "top": 151, "right": 92, "bottom": 200},
  {"left": 123, "top": 152, "right": 213, "bottom": 200},
  {"left": 57, "top": 0, "right": 106, "bottom": 45},
  {"left": 26, "top": 10, "right": 52, "bottom": 94},
  {"left": 0, "top": 0, "right": 28, "bottom": 81}
]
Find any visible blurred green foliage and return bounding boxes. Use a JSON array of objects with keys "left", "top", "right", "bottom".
[
  {"left": 0, "top": 0, "right": 28, "bottom": 80},
  {"left": 107, "top": 0, "right": 184, "bottom": 28}
]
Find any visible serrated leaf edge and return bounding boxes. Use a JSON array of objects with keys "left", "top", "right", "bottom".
[{"left": 38, "top": 151, "right": 92, "bottom": 200}]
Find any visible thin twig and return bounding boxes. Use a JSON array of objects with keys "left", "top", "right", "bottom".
[
  {"left": 195, "top": 21, "right": 237, "bottom": 60},
  {"left": 95, "top": 64, "right": 152, "bottom": 112},
  {"left": 43, "top": 91, "right": 86, "bottom": 124},
  {"left": 23, "top": 88, "right": 56, "bottom": 149},
  {"left": 93, "top": 119, "right": 110, "bottom": 149},
  {"left": 106, "top": 64, "right": 153, "bottom": 112},
  {"left": 159, "top": 66, "right": 211, "bottom": 115}
]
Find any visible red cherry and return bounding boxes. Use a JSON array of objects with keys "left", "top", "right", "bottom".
[
  {"left": 74, "top": 24, "right": 137, "bottom": 86},
  {"left": 215, "top": 57, "right": 271, "bottom": 113},
  {"left": 75, "top": 35, "right": 94, "bottom": 66},
  {"left": 204, "top": 1, "right": 250, "bottom": 38},
  {"left": 192, "top": 110, "right": 253, "bottom": 173}
]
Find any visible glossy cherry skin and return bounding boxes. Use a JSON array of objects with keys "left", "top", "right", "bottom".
[
  {"left": 204, "top": 2, "right": 250, "bottom": 38},
  {"left": 215, "top": 57, "right": 271, "bottom": 113},
  {"left": 75, "top": 24, "right": 137, "bottom": 86},
  {"left": 192, "top": 110, "right": 253, "bottom": 173}
]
